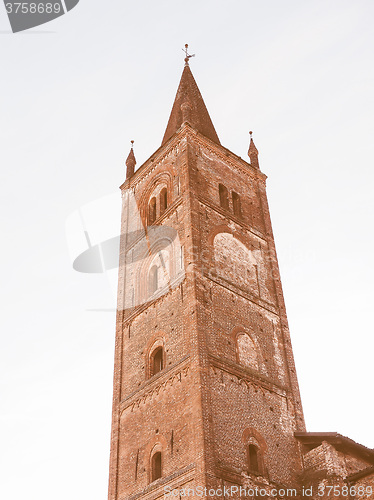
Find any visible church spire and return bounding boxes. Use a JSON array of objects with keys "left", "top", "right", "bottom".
[
  {"left": 248, "top": 131, "right": 259, "bottom": 169},
  {"left": 125, "top": 140, "right": 136, "bottom": 179},
  {"left": 161, "top": 46, "right": 220, "bottom": 146}
]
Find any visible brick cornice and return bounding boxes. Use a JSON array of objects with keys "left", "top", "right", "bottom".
[
  {"left": 209, "top": 354, "right": 288, "bottom": 397},
  {"left": 204, "top": 272, "right": 279, "bottom": 316},
  {"left": 120, "top": 274, "right": 185, "bottom": 325},
  {"left": 197, "top": 195, "right": 269, "bottom": 242},
  {"left": 120, "top": 355, "right": 190, "bottom": 415},
  {"left": 126, "top": 463, "right": 196, "bottom": 500}
]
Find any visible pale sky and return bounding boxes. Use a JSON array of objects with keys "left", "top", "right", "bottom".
[{"left": 1, "top": 1, "right": 373, "bottom": 499}]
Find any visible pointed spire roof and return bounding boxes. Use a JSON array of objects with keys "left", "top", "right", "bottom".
[
  {"left": 126, "top": 141, "right": 136, "bottom": 179},
  {"left": 162, "top": 62, "right": 220, "bottom": 146}
]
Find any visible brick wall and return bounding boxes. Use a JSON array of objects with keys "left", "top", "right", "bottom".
[{"left": 108, "top": 125, "right": 307, "bottom": 499}]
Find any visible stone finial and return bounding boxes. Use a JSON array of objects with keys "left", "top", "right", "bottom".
[
  {"left": 183, "top": 43, "right": 195, "bottom": 66},
  {"left": 126, "top": 140, "right": 136, "bottom": 179},
  {"left": 248, "top": 131, "right": 259, "bottom": 169}
]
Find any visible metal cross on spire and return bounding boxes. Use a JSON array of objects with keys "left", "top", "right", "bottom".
[{"left": 183, "top": 43, "right": 195, "bottom": 65}]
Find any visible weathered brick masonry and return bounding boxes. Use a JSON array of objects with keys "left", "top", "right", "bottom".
[{"left": 107, "top": 59, "right": 374, "bottom": 500}]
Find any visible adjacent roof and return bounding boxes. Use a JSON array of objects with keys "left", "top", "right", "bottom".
[
  {"left": 161, "top": 63, "right": 220, "bottom": 146},
  {"left": 347, "top": 465, "right": 374, "bottom": 482},
  {"left": 294, "top": 432, "right": 374, "bottom": 465}
]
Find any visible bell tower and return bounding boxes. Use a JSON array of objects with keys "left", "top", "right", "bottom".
[{"left": 108, "top": 55, "right": 306, "bottom": 500}]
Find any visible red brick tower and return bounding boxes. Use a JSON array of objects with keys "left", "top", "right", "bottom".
[{"left": 108, "top": 56, "right": 306, "bottom": 500}]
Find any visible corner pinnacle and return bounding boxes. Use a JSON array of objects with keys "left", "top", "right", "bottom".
[
  {"left": 248, "top": 131, "right": 259, "bottom": 169},
  {"left": 126, "top": 140, "right": 136, "bottom": 179}
]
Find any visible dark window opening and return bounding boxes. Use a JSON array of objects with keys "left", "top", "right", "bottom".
[
  {"left": 151, "top": 451, "right": 162, "bottom": 482},
  {"left": 248, "top": 444, "right": 259, "bottom": 473},
  {"left": 219, "top": 184, "right": 229, "bottom": 210},
  {"left": 160, "top": 188, "right": 168, "bottom": 215},
  {"left": 232, "top": 191, "right": 242, "bottom": 217},
  {"left": 150, "top": 347, "right": 164, "bottom": 377},
  {"left": 149, "top": 197, "right": 157, "bottom": 224}
]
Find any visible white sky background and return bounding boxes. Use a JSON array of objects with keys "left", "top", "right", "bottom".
[{"left": 1, "top": 1, "right": 373, "bottom": 498}]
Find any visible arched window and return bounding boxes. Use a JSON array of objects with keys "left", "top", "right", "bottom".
[
  {"left": 150, "top": 346, "right": 164, "bottom": 376},
  {"left": 160, "top": 188, "right": 168, "bottom": 215},
  {"left": 219, "top": 183, "right": 229, "bottom": 210},
  {"left": 247, "top": 444, "right": 260, "bottom": 473},
  {"left": 242, "top": 428, "right": 266, "bottom": 477},
  {"left": 151, "top": 451, "right": 162, "bottom": 482},
  {"left": 232, "top": 191, "right": 241, "bottom": 217},
  {"left": 148, "top": 265, "right": 158, "bottom": 295},
  {"left": 148, "top": 197, "right": 157, "bottom": 224}
]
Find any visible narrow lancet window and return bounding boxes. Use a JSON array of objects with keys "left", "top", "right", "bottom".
[
  {"left": 248, "top": 444, "right": 259, "bottom": 473},
  {"left": 149, "top": 265, "right": 158, "bottom": 295},
  {"left": 151, "top": 451, "right": 162, "bottom": 482},
  {"left": 150, "top": 347, "right": 164, "bottom": 377},
  {"left": 149, "top": 197, "right": 157, "bottom": 224},
  {"left": 232, "top": 191, "right": 241, "bottom": 217},
  {"left": 219, "top": 183, "right": 229, "bottom": 210},
  {"left": 160, "top": 188, "right": 168, "bottom": 215}
]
